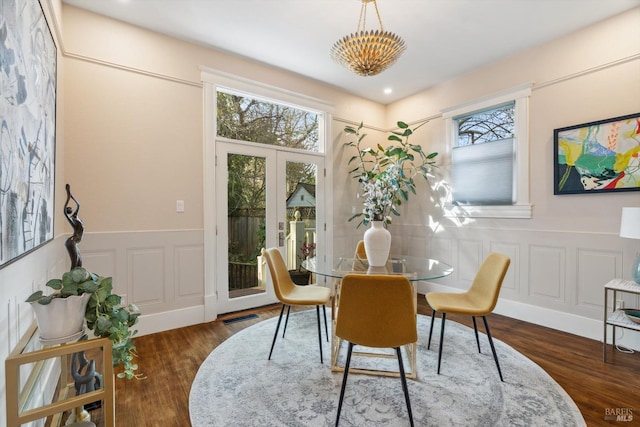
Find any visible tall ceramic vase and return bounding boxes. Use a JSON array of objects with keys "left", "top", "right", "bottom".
[{"left": 363, "top": 221, "right": 391, "bottom": 267}]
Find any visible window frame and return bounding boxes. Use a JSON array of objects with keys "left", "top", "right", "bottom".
[{"left": 443, "top": 83, "right": 532, "bottom": 219}]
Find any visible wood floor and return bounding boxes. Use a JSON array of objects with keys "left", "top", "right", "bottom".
[{"left": 105, "top": 297, "right": 639, "bottom": 427}]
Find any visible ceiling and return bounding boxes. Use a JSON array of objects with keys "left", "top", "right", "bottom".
[{"left": 62, "top": 0, "right": 640, "bottom": 104}]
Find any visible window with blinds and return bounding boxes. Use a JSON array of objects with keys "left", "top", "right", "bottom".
[
  {"left": 443, "top": 84, "right": 531, "bottom": 218},
  {"left": 451, "top": 102, "right": 515, "bottom": 205}
]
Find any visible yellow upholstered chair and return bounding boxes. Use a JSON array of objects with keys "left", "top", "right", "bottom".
[
  {"left": 262, "top": 248, "right": 331, "bottom": 363},
  {"left": 335, "top": 274, "right": 417, "bottom": 427},
  {"left": 425, "top": 252, "right": 510, "bottom": 381},
  {"left": 354, "top": 240, "right": 367, "bottom": 260},
  {"left": 352, "top": 240, "right": 368, "bottom": 271}
]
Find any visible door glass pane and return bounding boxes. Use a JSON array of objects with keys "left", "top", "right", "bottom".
[
  {"left": 285, "top": 161, "right": 317, "bottom": 285},
  {"left": 227, "top": 154, "right": 266, "bottom": 299}
]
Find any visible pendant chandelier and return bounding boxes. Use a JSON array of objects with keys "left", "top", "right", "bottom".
[{"left": 330, "top": 0, "right": 406, "bottom": 77}]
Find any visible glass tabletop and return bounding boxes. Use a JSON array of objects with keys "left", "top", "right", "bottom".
[{"left": 302, "top": 256, "right": 453, "bottom": 281}]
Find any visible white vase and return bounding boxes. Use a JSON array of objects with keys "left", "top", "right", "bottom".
[
  {"left": 30, "top": 293, "right": 91, "bottom": 344},
  {"left": 363, "top": 221, "right": 391, "bottom": 267}
]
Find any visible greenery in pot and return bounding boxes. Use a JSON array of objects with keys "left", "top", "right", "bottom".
[
  {"left": 344, "top": 121, "right": 438, "bottom": 227},
  {"left": 26, "top": 267, "right": 143, "bottom": 379}
]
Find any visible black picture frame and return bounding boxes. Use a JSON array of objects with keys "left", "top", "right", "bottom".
[
  {"left": 0, "top": 0, "right": 57, "bottom": 268},
  {"left": 553, "top": 112, "right": 640, "bottom": 195}
]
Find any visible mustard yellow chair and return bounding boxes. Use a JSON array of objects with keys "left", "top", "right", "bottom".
[
  {"left": 335, "top": 274, "right": 417, "bottom": 427},
  {"left": 262, "top": 248, "right": 331, "bottom": 363},
  {"left": 352, "top": 240, "right": 368, "bottom": 271},
  {"left": 425, "top": 252, "right": 510, "bottom": 381},
  {"left": 354, "top": 240, "right": 367, "bottom": 260}
]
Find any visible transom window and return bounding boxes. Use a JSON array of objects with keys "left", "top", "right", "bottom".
[{"left": 217, "top": 88, "right": 321, "bottom": 153}]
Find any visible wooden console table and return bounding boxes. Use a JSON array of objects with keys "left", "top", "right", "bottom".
[{"left": 5, "top": 323, "right": 115, "bottom": 426}]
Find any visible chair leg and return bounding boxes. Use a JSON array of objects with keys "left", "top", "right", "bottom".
[
  {"left": 336, "top": 342, "right": 354, "bottom": 427},
  {"left": 268, "top": 304, "right": 286, "bottom": 360},
  {"left": 482, "top": 316, "right": 504, "bottom": 382},
  {"left": 395, "top": 347, "right": 415, "bottom": 427},
  {"left": 427, "top": 309, "right": 436, "bottom": 350},
  {"left": 472, "top": 316, "right": 482, "bottom": 353},
  {"left": 323, "top": 305, "right": 329, "bottom": 342},
  {"left": 282, "top": 305, "right": 292, "bottom": 338},
  {"left": 437, "top": 312, "right": 446, "bottom": 374},
  {"left": 316, "top": 305, "right": 324, "bottom": 364}
]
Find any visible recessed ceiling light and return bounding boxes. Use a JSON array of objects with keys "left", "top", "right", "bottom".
[{"left": 383, "top": 88, "right": 393, "bottom": 95}]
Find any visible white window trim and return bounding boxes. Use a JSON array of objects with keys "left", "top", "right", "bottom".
[{"left": 442, "top": 83, "right": 532, "bottom": 219}]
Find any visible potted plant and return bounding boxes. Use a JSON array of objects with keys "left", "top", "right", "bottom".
[
  {"left": 26, "top": 267, "right": 142, "bottom": 379},
  {"left": 344, "top": 121, "right": 438, "bottom": 265},
  {"left": 289, "top": 241, "right": 315, "bottom": 285}
]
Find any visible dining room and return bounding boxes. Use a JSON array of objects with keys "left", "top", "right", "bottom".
[{"left": 1, "top": 1, "right": 640, "bottom": 426}]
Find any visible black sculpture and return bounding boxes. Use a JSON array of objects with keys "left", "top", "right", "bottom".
[
  {"left": 64, "top": 184, "right": 84, "bottom": 269},
  {"left": 71, "top": 335, "right": 103, "bottom": 407}
]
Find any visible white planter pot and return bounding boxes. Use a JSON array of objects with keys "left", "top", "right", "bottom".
[
  {"left": 30, "top": 293, "right": 91, "bottom": 344},
  {"left": 363, "top": 221, "right": 391, "bottom": 267}
]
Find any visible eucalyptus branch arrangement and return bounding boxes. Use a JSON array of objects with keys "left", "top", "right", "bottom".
[{"left": 344, "top": 121, "right": 438, "bottom": 227}]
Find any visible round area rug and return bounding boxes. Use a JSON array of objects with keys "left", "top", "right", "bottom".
[{"left": 190, "top": 310, "right": 585, "bottom": 426}]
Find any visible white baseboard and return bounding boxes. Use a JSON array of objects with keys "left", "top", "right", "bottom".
[{"left": 136, "top": 305, "right": 205, "bottom": 337}]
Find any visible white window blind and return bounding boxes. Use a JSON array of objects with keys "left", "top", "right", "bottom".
[{"left": 451, "top": 138, "right": 515, "bottom": 205}]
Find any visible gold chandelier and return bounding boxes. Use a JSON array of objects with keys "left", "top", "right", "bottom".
[{"left": 330, "top": 0, "right": 406, "bottom": 77}]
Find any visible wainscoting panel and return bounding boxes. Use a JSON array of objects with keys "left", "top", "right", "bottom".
[
  {"left": 529, "top": 244, "right": 565, "bottom": 302},
  {"left": 457, "top": 239, "right": 484, "bottom": 286},
  {"left": 489, "top": 242, "right": 519, "bottom": 296},
  {"left": 80, "top": 230, "right": 205, "bottom": 335},
  {"left": 82, "top": 250, "right": 117, "bottom": 285},
  {"left": 576, "top": 249, "right": 620, "bottom": 311},
  {"left": 128, "top": 247, "right": 166, "bottom": 306},
  {"left": 382, "top": 224, "right": 639, "bottom": 349},
  {"left": 175, "top": 244, "right": 204, "bottom": 300}
]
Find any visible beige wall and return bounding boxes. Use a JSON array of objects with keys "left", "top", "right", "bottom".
[
  {"left": 384, "top": 7, "right": 640, "bottom": 232},
  {"left": 62, "top": 5, "right": 386, "bottom": 232}
]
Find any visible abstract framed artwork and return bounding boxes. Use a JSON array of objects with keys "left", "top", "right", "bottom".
[
  {"left": 0, "top": 0, "right": 57, "bottom": 268},
  {"left": 554, "top": 113, "right": 640, "bottom": 195}
]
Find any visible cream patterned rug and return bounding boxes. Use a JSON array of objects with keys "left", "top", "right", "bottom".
[{"left": 190, "top": 309, "right": 585, "bottom": 426}]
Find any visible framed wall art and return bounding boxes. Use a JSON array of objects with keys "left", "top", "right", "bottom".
[
  {"left": 554, "top": 113, "right": 640, "bottom": 195},
  {"left": 0, "top": 0, "right": 57, "bottom": 268}
]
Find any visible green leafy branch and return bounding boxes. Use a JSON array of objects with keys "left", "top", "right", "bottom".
[{"left": 344, "top": 121, "right": 438, "bottom": 227}]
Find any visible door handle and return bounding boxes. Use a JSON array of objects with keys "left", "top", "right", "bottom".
[{"left": 278, "top": 232, "right": 284, "bottom": 246}]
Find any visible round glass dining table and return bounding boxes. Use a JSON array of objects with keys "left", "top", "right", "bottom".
[
  {"left": 301, "top": 255, "right": 453, "bottom": 379},
  {"left": 302, "top": 255, "right": 453, "bottom": 281}
]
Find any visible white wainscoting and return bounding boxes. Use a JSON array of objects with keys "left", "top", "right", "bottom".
[
  {"left": 80, "top": 229, "right": 205, "bottom": 337},
  {"left": 335, "top": 222, "right": 640, "bottom": 350}
]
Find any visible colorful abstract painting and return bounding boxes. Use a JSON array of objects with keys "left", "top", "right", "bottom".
[
  {"left": 554, "top": 113, "right": 640, "bottom": 195},
  {"left": 0, "top": 0, "right": 56, "bottom": 268}
]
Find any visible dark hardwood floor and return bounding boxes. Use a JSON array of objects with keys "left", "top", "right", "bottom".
[{"left": 106, "top": 297, "right": 639, "bottom": 427}]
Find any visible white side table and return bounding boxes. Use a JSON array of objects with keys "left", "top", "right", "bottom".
[{"left": 603, "top": 278, "right": 640, "bottom": 362}]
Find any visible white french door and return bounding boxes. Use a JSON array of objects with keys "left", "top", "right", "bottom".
[{"left": 215, "top": 141, "right": 325, "bottom": 314}]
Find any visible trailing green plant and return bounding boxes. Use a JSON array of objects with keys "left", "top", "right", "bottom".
[
  {"left": 344, "top": 121, "right": 438, "bottom": 227},
  {"left": 26, "top": 267, "right": 143, "bottom": 380}
]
